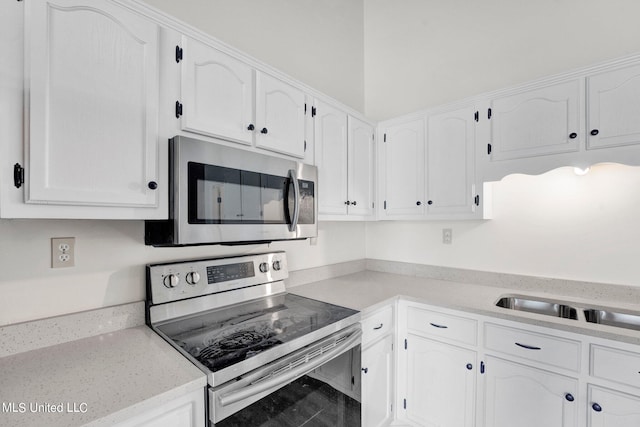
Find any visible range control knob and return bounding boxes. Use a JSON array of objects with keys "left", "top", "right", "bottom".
[
  {"left": 163, "top": 274, "right": 179, "bottom": 288},
  {"left": 186, "top": 271, "right": 201, "bottom": 285},
  {"left": 272, "top": 260, "right": 282, "bottom": 271},
  {"left": 259, "top": 262, "right": 270, "bottom": 273}
]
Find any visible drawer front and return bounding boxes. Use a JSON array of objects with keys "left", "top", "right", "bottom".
[
  {"left": 591, "top": 344, "right": 640, "bottom": 389},
  {"left": 407, "top": 306, "right": 477, "bottom": 346},
  {"left": 362, "top": 305, "right": 394, "bottom": 345},
  {"left": 484, "top": 323, "right": 580, "bottom": 372}
]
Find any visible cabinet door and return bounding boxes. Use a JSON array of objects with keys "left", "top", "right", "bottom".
[
  {"left": 180, "top": 36, "right": 253, "bottom": 145},
  {"left": 315, "top": 100, "right": 348, "bottom": 215},
  {"left": 113, "top": 388, "right": 205, "bottom": 427},
  {"left": 381, "top": 119, "right": 425, "bottom": 217},
  {"left": 362, "top": 335, "right": 394, "bottom": 427},
  {"left": 587, "top": 63, "right": 640, "bottom": 150},
  {"left": 588, "top": 385, "right": 640, "bottom": 427},
  {"left": 348, "top": 116, "right": 375, "bottom": 217},
  {"left": 255, "top": 72, "right": 306, "bottom": 158},
  {"left": 404, "top": 335, "right": 476, "bottom": 427},
  {"left": 26, "top": 0, "right": 159, "bottom": 207},
  {"left": 483, "top": 356, "right": 578, "bottom": 427},
  {"left": 487, "top": 80, "right": 582, "bottom": 161},
  {"left": 426, "top": 106, "right": 476, "bottom": 216}
]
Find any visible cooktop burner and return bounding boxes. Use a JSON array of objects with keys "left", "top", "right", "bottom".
[{"left": 157, "top": 293, "right": 355, "bottom": 373}]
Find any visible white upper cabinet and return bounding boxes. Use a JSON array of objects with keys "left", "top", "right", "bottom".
[
  {"left": 487, "top": 79, "right": 583, "bottom": 162},
  {"left": 315, "top": 100, "right": 349, "bottom": 215},
  {"left": 255, "top": 71, "right": 306, "bottom": 158},
  {"left": 587, "top": 63, "right": 640, "bottom": 150},
  {"left": 179, "top": 37, "right": 253, "bottom": 145},
  {"left": 24, "top": 0, "right": 161, "bottom": 210},
  {"left": 426, "top": 105, "right": 479, "bottom": 218},
  {"left": 380, "top": 118, "right": 425, "bottom": 218},
  {"left": 347, "top": 116, "right": 375, "bottom": 217},
  {"left": 315, "top": 102, "right": 375, "bottom": 220}
]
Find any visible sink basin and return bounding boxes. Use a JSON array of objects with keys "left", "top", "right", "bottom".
[
  {"left": 496, "top": 296, "right": 578, "bottom": 320},
  {"left": 584, "top": 309, "right": 640, "bottom": 331}
]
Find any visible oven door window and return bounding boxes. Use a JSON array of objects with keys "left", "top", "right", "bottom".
[{"left": 188, "top": 162, "right": 291, "bottom": 224}]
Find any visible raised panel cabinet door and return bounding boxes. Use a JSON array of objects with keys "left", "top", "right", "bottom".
[
  {"left": 26, "top": 0, "right": 159, "bottom": 207},
  {"left": 113, "top": 388, "right": 205, "bottom": 427},
  {"left": 588, "top": 385, "right": 640, "bottom": 427},
  {"left": 362, "top": 335, "right": 394, "bottom": 427},
  {"left": 483, "top": 356, "right": 578, "bottom": 427},
  {"left": 382, "top": 119, "right": 425, "bottom": 217},
  {"left": 255, "top": 71, "right": 306, "bottom": 158},
  {"left": 587, "top": 63, "right": 640, "bottom": 150},
  {"left": 426, "top": 106, "right": 475, "bottom": 216},
  {"left": 404, "top": 335, "right": 476, "bottom": 427},
  {"left": 348, "top": 116, "right": 375, "bottom": 217},
  {"left": 180, "top": 36, "right": 254, "bottom": 145},
  {"left": 314, "top": 100, "right": 348, "bottom": 216},
  {"left": 488, "top": 79, "right": 582, "bottom": 161}
]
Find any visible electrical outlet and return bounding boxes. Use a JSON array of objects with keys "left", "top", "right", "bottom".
[
  {"left": 442, "top": 228, "right": 452, "bottom": 244},
  {"left": 51, "top": 237, "right": 75, "bottom": 268}
]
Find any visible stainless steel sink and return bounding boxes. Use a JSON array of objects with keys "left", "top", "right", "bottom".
[
  {"left": 584, "top": 309, "right": 640, "bottom": 331},
  {"left": 496, "top": 296, "right": 578, "bottom": 320}
]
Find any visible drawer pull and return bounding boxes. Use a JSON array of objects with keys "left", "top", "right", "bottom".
[
  {"left": 373, "top": 323, "right": 384, "bottom": 330},
  {"left": 429, "top": 322, "right": 448, "bottom": 329},
  {"left": 515, "top": 342, "right": 541, "bottom": 350}
]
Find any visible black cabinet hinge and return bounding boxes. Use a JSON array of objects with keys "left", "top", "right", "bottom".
[
  {"left": 351, "top": 375, "right": 355, "bottom": 386},
  {"left": 480, "top": 361, "right": 485, "bottom": 374},
  {"left": 487, "top": 108, "right": 492, "bottom": 119},
  {"left": 383, "top": 133, "right": 387, "bottom": 142},
  {"left": 175, "top": 45, "right": 183, "bottom": 63},
  {"left": 175, "top": 101, "right": 183, "bottom": 118},
  {"left": 304, "top": 140, "right": 307, "bottom": 152},
  {"left": 403, "top": 399, "right": 407, "bottom": 409},
  {"left": 383, "top": 200, "right": 387, "bottom": 210},
  {"left": 474, "top": 195, "right": 480, "bottom": 206},
  {"left": 487, "top": 143, "right": 492, "bottom": 155},
  {"left": 474, "top": 111, "right": 479, "bottom": 122},
  {"left": 404, "top": 338, "right": 407, "bottom": 349},
  {"left": 304, "top": 103, "right": 307, "bottom": 115},
  {"left": 311, "top": 106, "right": 317, "bottom": 117},
  {"left": 13, "top": 163, "right": 24, "bottom": 188}
]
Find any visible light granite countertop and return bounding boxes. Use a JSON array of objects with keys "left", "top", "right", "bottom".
[
  {"left": 288, "top": 270, "right": 640, "bottom": 346},
  {"left": 0, "top": 325, "right": 206, "bottom": 427}
]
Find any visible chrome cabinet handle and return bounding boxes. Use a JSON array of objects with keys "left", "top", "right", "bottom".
[
  {"left": 373, "top": 323, "right": 383, "bottom": 330},
  {"left": 287, "top": 169, "right": 300, "bottom": 232},
  {"left": 515, "top": 342, "right": 541, "bottom": 350}
]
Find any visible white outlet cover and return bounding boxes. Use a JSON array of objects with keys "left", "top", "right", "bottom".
[{"left": 51, "top": 237, "right": 75, "bottom": 268}]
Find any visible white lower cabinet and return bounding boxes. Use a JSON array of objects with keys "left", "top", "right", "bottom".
[
  {"left": 361, "top": 304, "right": 395, "bottom": 427},
  {"left": 362, "top": 334, "right": 394, "bottom": 427},
  {"left": 482, "top": 356, "right": 578, "bottom": 427},
  {"left": 587, "top": 385, "right": 640, "bottom": 427},
  {"left": 113, "top": 388, "right": 205, "bottom": 427},
  {"left": 405, "top": 335, "right": 476, "bottom": 427}
]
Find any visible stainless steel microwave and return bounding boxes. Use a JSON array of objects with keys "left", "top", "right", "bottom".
[{"left": 145, "top": 136, "right": 317, "bottom": 246}]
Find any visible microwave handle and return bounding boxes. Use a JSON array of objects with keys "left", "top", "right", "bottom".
[{"left": 288, "top": 169, "right": 300, "bottom": 232}]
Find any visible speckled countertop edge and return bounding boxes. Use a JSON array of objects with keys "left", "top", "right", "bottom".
[
  {"left": 0, "top": 325, "right": 206, "bottom": 427},
  {"left": 287, "top": 269, "right": 640, "bottom": 346}
]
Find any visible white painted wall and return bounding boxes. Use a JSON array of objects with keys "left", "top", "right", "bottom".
[
  {"left": 144, "top": 0, "right": 365, "bottom": 112},
  {"left": 367, "top": 164, "right": 640, "bottom": 286},
  {"left": 0, "top": 220, "right": 365, "bottom": 325},
  {"left": 364, "top": 0, "right": 640, "bottom": 121}
]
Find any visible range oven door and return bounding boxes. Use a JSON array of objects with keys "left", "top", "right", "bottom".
[
  {"left": 175, "top": 136, "right": 317, "bottom": 245},
  {"left": 210, "top": 326, "right": 362, "bottom": 426}
]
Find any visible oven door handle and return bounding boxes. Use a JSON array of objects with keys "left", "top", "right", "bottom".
[
  {"left": 218, "top": 328, "right": 362, "bottom": 407},
  {"left": 287, "top": 169, "right": 300, "bottom": 232}
]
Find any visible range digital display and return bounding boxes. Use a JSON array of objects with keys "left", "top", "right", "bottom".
[{"left": 207, "top": 262, "right": 255, "bottom": 284}]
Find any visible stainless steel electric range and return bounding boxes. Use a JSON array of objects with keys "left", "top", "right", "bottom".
[{"left": 146, "top": 252, "right": 362, "bottom": 426}]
